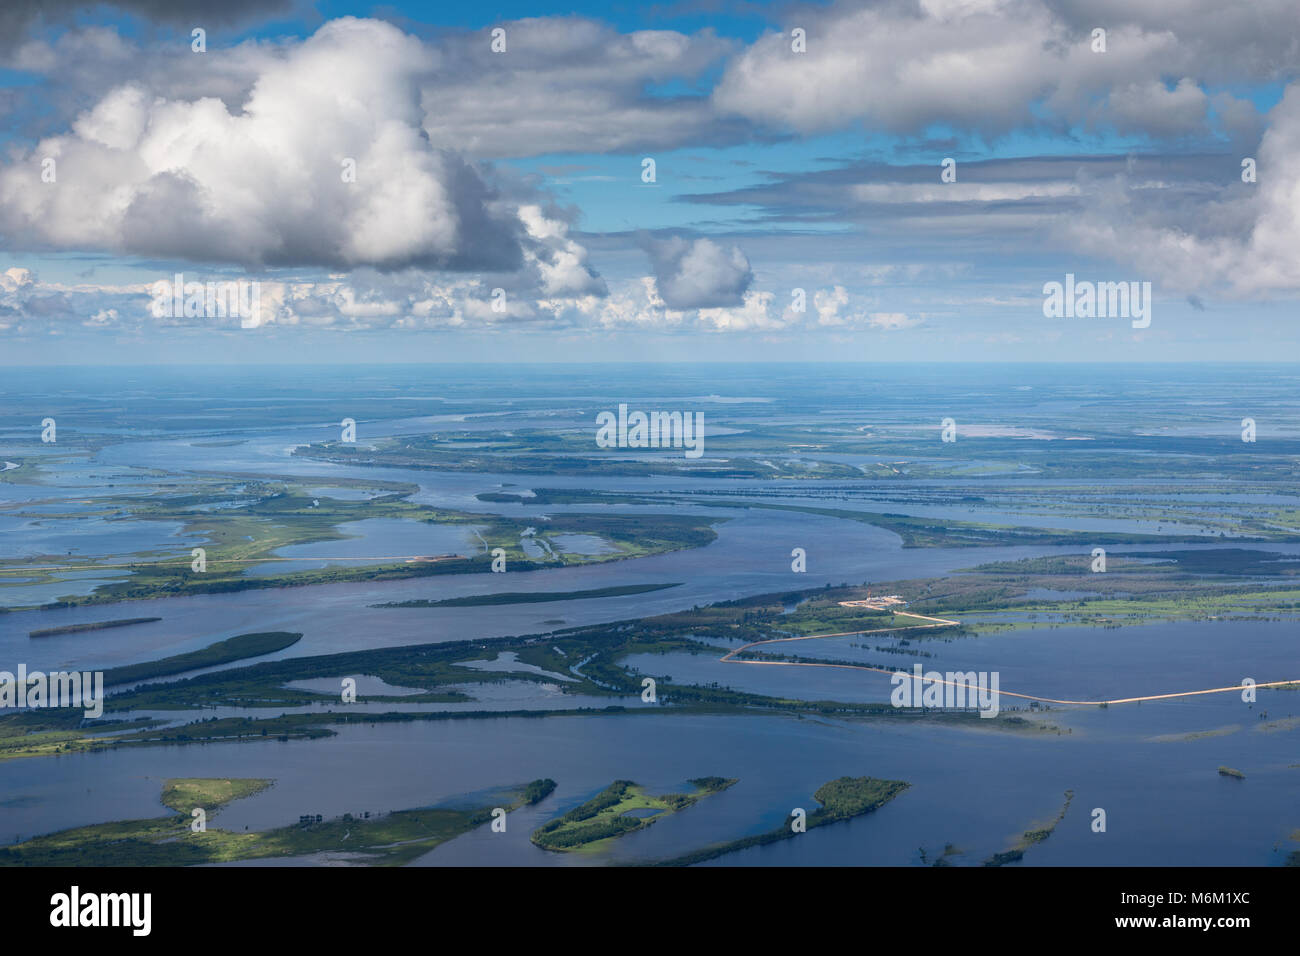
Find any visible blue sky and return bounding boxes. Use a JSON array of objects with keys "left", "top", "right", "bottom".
[{"left": 0, "top": 0, "right": 1297, "bottom": 364}]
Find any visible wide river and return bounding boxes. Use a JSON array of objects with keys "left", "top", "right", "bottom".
[{"left": 2, "top": 394, "right": 1297, "bottom": 866}]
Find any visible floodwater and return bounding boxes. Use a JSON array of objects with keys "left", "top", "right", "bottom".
[{"left": 2, "top": 363, "right": 1298, "bottom": 865}]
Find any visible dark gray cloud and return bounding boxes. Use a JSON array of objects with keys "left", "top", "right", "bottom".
[
  {"left": 0, "top": 0, "right": 290, "bottom": 53},
  {"left": 640, "top": 234, "right": 753, "bottom": 308}
]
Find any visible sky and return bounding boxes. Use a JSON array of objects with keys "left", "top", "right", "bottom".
[{"left": 0, "top": 0, "right": 1297, "bottom": 364}]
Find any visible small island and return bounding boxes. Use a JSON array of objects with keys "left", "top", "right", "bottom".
[
  {"left": 983, "top": 790, "right": 1074, "bottom": 866},
  {"left": 655, "top": 775, "right": 910, "bottom": 866},
  {"left": 30, "top": 617, "right": 162, "bottom": 639},
  {"left": 376, "top": 582, "right": 679, "bottom": 608},
  {"left": 532, "top": 777, "right": 736, "bottom": 852},
  {"left": 102, "top": 631, "right": 303, "bottom": 686}
]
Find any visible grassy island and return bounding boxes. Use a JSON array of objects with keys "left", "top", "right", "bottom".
[
  {"left": 655, "top": 775, "right": 909, "bottom": 866},
  {"left": 0, "top": 777, "right": 556, "bottom": 867},
  {"left": 532, "top": 777, "right": 736, "bottom": 852}
]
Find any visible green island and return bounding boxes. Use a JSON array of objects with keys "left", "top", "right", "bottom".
[
  {"left": 0, "top": 474, "right": 720, "bottom": 610},
  {"left": 0, "top": 711, "right": 166, "bottom": 761},
  {"left": 0, "top": 777, "right": 557, "bottom": 867},
  {"left": 160, "top": 777, "right": 274, "bottom": 812},
  {"left": 1217, "top": 766, "right": 1246, "bottom": 779},
  {"left": 376, "top": 582, "right": 680, "bottom": 608},
  {"left": 531, "top": 777, "right": 736, "bottom": 852},
  {"left": 29, "top": 617, "right": 162, "bottom": 639},
  {"left": 101, "top": 631, "right": 304, "bottom": 686},
  {"left": 983, "top": 789, "right": 1074, "bottom": 866},
  {"left": 654, "top": 776, "right": 910, "bottom": 866}
]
